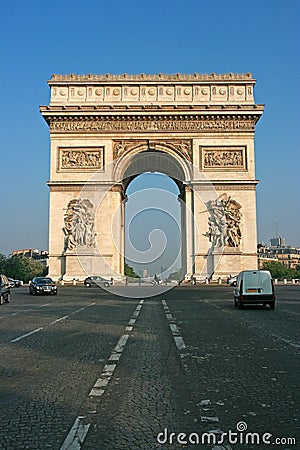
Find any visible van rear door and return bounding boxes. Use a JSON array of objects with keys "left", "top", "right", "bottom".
[{"left": 243, "top": 271, "right": 273, "bottom": 295}]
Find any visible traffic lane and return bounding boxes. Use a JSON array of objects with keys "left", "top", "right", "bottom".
[
  {"left": 202, "top": 286, "right": 300, "bottom": 351},
  {"left": 82, "top": 297, "right": 212, "bottom": 450},
  {"left": 275, "top": 285, "right": 300, "bottom": 314},
  {"left": 163, "top": 287, "right": 299, "bottom": 449},
  {"left": 0, "top": 288, "right": 141, "bottom": 450},
  {"left": 0, "top": 286, "right": 137, "bottom": 345}
]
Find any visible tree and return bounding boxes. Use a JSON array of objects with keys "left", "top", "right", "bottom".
[
  {"left": 5, "top": 255, "right": 47, "bottom": 283},
  {"left": 0, "top": 254, "right": 8, "bottom": 274},
  {"left": 124, "top": 262, "right": 140, "bottom": 278},
  {"left": 263, "top": 261, "right": 293, "bottom": 279},
  {"left": 168, "top": 268, "right": 183, "bottom": 282}
]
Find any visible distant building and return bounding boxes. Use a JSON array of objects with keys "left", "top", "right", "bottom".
[
  {"left": 257, "top": 238, "right": 300, "bottom": 269},
  {"left": 12, "top": 249, "right": 49, "bottom": 264},
  {"left": 270, "top": 236, "right": 286, "bottom": 247}
]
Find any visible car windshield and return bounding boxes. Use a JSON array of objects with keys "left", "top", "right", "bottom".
[{"left": 36, "top": 278, "right": 53, "bottom": 284}]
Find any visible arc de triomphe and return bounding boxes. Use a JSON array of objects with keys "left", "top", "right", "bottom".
[{"left": 40, "top": 73, "right": 264, "bottom": 281}]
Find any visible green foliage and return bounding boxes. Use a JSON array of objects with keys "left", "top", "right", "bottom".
[
  {"left": 0, "top": 254, "right": 47, "bottom": 283},
  {"left": 124, "top": 262, "right": 140, "bottom": 278},
  {"left": 0, "top": 254, "right": 8, "bottom": 273},
  {"left": 263, "top": 261, "right": 300, "bottom": 280},
  {"left": 168, "top": 268, "right": 183, "bottom": 281}
]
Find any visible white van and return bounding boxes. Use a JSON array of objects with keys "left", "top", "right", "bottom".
[{"left": 233, "top": 270, "right": 275, "bottom": 309}]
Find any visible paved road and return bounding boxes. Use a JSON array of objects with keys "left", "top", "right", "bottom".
[{"left": 0, "top": 285, "right": 299, "bottom": 450}]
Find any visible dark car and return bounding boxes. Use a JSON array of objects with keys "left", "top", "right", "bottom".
[
  {"left": 29, "top": 277, "right": 58, "bottom": 295},
  {"left": 84, "top": 276, "right": 113, "bottom": 288},
  {"left": 7, "top": 277, "right": 21, "bottom": 288},
  {"left": 0, "top": 274, "right": 11, "bottom": 304}
]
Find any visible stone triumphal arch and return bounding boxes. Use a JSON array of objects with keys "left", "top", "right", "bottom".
[{"left": 40, "top": 73, "right": 264, "bottom": 281}]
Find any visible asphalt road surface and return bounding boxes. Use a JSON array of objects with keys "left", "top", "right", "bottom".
[{"left": 0, "top": 285, "right": 299, "bottom": 450}]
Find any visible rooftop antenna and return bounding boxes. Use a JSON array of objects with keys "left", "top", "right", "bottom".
[{"left": 275, "top": 219, "right": 279, "bottom": 238}]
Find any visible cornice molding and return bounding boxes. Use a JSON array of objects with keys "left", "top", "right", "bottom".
[{"left": 50, "top": 72, "right": 255, "bottom": 83}]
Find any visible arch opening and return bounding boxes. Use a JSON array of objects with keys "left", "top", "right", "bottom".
[{"left": 124, "top": 172, "right": 183, "bottom": 281}]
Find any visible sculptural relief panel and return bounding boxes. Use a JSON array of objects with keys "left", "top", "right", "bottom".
[
  {"left": 58, "top": 147, "right": 104, "bottom": 172},
  {"left": 204, "top": 193, "right": 242, "bottom": 248},
  {"left": 200, "top": 146, "right": 247, "bottom": 170},
  {"left": 63, "top": 198, "right": 96, "bottom": 251}
]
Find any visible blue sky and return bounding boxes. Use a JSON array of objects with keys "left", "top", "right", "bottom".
[{"left": 0, "top": 0, "right": 299, "bottom": 256}]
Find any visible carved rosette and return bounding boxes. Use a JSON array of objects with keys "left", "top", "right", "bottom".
[
  {"left": 63, "top": 198, "right": 96, "bottom": 250},
  {"left": 204, "top": 193, "right": 242, "bottom": 248}
]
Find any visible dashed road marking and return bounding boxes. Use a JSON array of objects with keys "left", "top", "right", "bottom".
[
  {"left": 60, "top": 299, "right": 144, "bottom": 450},
  {"left": 10, "top": 327, "right": 44, "bottom": 343},
  {"left": 162, "top": 299, "right": 186, "bottom": 353},
  {"left": 9, "top": 303, "right": 96, "bottom": 343},
  {"left": 60, "top": 416, "right": 90, "bottom": 450}
]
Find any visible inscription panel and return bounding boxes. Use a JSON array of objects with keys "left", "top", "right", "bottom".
[
  {"left": 58, "top": 147, "right": 104, "bottom": 172},
  {"left": 200, "top": 146, "right": 247, "bottom": 171}
]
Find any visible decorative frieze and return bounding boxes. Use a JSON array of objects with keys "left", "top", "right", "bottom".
[
  {"left": 200, "top": 146, "right": 247, "bottom": 170},
  {"left": 58, "top": 147, "right": 104, "bottom": 171},
  {"left": 49, "top": 115, "right": 258, "bottom": 133}
]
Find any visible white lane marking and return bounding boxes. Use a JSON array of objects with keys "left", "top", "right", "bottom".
[
  {"left": 162, "top": 299, "right": 186, "bottom": 353},
  {"left": 50, "top": 315, "right": 70, "bottom": 325},
  {"left": 61, "top": 299, "right": 145, "bottom": 450},
  {"left": 60, "top": 416, "right": 90, "bottom": 450},
  {"left": 7, "top": 304, "right": 50, "bottom": 317},
  {"left": 174, "top": 336, "right": 186, "bottom": 351},
  {"left": 10, "top": 327, "right": 44, "bottom": 343},
  {"left": 88, "top": 300, "right": 144, "bottom": 398},
  {"left": 114, "top": 334, "right": 129, "bottom": 352},
  {"left": 9, "top": 303, "right": 96, "bottom": 344}
]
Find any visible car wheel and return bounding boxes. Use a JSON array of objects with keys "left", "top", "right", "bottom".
[
  {"left": 234, "top": 298, "right": 238, "bottom": 307},
  {"left": 237, "top": 299, "right": 243, "bottom": 309},
  {"left": 104, "top": 282, "right": 109, "bottom": 287},
  {"left": 85, "top": 283, "right": 91, "bottom": 287},
  {"left": 53, "top": 292, "right": 57, "bottom": 295},
  {"left": 0, "top": 294, "right": 3, "bottom": 305},
  {"left": 269, "top": 302, "right": 275, "bottom": 310}
]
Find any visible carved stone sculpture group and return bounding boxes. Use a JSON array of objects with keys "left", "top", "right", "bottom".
[
  {"left": 63, "top": 198, "right": 96, "bottom": 250},
  {"left": 204, "top": 193, "right": 242, "bottom": 248}
]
